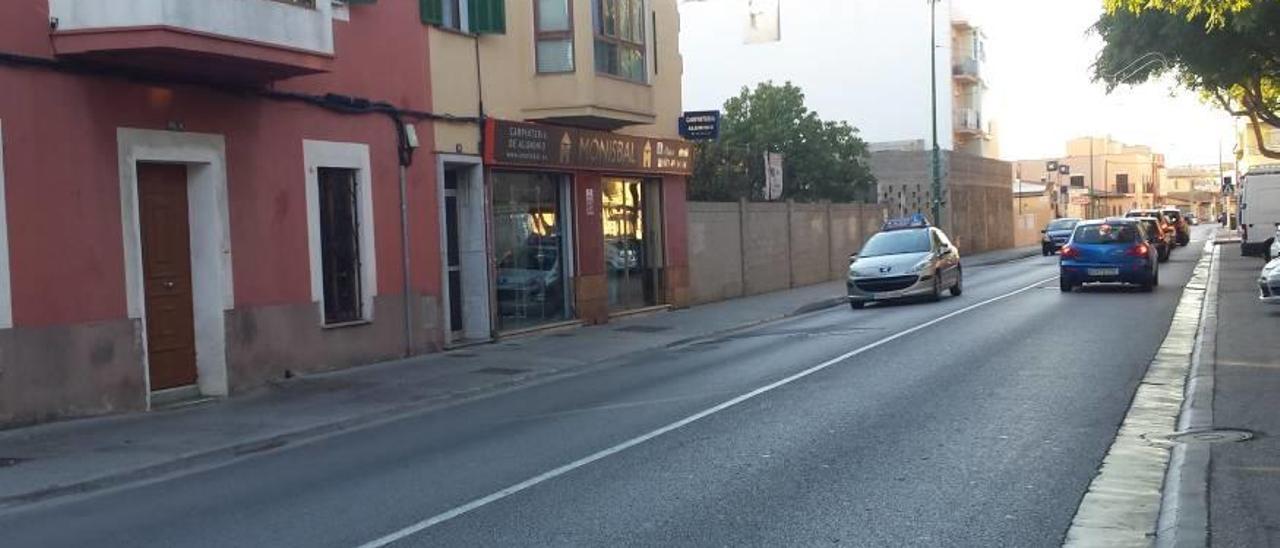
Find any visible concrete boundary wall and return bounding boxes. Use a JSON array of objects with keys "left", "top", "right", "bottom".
[{"left": 687, "top": 200, "right": 886, "bottom": 305}]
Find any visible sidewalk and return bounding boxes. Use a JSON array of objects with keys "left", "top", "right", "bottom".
[
  {"left": 0, "top": 245, "right": 1039, "bottom": 510},
  {"left": 1205, "top": 242, "right": 1280, "bottom": 546}
]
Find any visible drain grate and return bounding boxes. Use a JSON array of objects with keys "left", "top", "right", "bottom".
[
  {"left": 0, "top": 457, "right": 27, "bottom": 468},
  {"left": 615, "top": 325, "right": 672, "bottom": 333},
  {"left": 474, "top": 367, "right": 530, "bottom": 376},
  {"left": 1168, "top": 429, "right": 1256, "bottom": 444}
]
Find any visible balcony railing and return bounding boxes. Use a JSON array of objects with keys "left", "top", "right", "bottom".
[
  {"left": 955, "top": 108, "right": 984, "bottom": 134},
  {"left": 952, "top": 58, "right": 981, "bottom": 82}
]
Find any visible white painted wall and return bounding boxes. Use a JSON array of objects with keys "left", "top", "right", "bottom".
[
  {"left": 117, "top": 128, "right": 234, "bottom": 400},
  {"left": 303, "top": 140, "right": 377, "bottom": 325},
  {"left": 49, "top": 0, "right": 334, "bottom": 54},
  {"left": 0, "top": 120, "right": 11, "bottom": 330},
  {"left": 680, "top": 0, "right": 955, "bottom": 150}
]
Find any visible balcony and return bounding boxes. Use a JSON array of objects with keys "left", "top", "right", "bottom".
[
  {"left": 521, "top": 72, "right": 657, "bottom": 130},
  {"left": 952, "top": 58, "right": 981, "bottom": 84},
  {"left": 954, "top": 108, "right": 985, "bottom": 136},
  {"left": 48, "top": 0, "right": 336, "bottom": 84}
]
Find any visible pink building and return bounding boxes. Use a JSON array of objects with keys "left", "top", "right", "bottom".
[{"left": 0, "top": 0, "right": 445, "bottom": 426}]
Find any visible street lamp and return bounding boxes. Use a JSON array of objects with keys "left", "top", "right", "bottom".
[{"left": 928, "top": 0, "right": 943, "bottom": 227}]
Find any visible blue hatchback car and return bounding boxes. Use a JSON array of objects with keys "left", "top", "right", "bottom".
[{"left": 1059, "top": 218, "right": 1159, "bottom": 292}]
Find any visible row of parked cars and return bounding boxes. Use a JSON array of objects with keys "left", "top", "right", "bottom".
[{"left": 1041, "top": 207, "right": 1192, "bottom": 292}]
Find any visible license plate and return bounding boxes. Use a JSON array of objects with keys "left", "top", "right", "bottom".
[{"left": 1088, "top": 268, "right": 1119, "bottom": 276}]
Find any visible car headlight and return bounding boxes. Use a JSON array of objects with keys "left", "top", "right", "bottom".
[
  {"left": 908, "top": 258, "right": 932, "bottom": 274},
  {"left": 1042, "top": 234, "right": 1052, "bottom": 242}
]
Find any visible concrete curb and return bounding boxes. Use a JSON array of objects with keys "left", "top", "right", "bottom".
[{"left": 1155, "top": 242, "right": 1220, "bottom": 548}]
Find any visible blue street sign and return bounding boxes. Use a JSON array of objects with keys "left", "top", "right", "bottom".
[{"left": 679, "top": 110, "right": 721, "bottom": 141}]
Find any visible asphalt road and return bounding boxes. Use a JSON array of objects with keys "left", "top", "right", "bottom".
[{"left": 1, "top": 226, "right": 1215, "bottom": 548}]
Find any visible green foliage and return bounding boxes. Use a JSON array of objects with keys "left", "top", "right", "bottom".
[
  {"left": 688, "top": 81, "right": 876, "bottom": 202},
  {"left": 1104, "top": 0, "right": 1255, "bottom": 28},
  {"left": 1094, "top": 1, "right": 1280, "bottom": 157}
]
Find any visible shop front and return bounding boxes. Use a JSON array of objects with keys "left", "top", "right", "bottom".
[{"left": 483, "top": 119, "right": 693, "bottom": 333}]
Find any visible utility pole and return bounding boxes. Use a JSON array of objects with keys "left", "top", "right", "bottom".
[
  {"left": 929, "top": 0, "right": 943, "bottom": 226},
  {"left": 1089, "top": 138, "right": 1096, "bottom": 218}
]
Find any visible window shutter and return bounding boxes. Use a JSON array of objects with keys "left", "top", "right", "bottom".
[
  {"left": 468, "top": 0, "right": 507, "bottom": 34},
  {"left": 420, "top": 0, "right": 444, "bottom": 25}
]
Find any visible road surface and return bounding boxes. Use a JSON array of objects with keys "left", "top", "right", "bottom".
[{"left": 0, "top": 226, "right": 1215, "bottom": 547}]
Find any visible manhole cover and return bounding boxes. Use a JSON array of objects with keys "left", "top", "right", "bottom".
[
  {"left": 0, "top": 457, "right": 26, "bottom": 468},
  {"left": 615, "top": 325, "right": 671, "bottom": 333},
  {"left": 1168, "top": 429, "right": 1255, "bottom": 444},
  {"left": 474, "top": 367, "right": 530, "bottom": 376}
]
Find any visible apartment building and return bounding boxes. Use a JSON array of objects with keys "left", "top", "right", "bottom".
[
  {"left": 0, "top": 0, "right": 443, "bottom": 426},
  {"left": 1015, "top": 137, "right": 1166, "bottom": 219},
  {"left": 950, "top": 13, "right": 997, "bottom": 158},
  {"left": 424, "top": 0, "right": 692, "bottom": 343}
]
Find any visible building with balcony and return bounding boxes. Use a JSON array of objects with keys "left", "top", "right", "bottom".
[
  {"left": 950, "top": 16, "right": 996, "bottom": 158},
  {"left": 423, "top": 0, "right": 692, "bottom": 344},
  {"left": 0, "top": 0, "right": 446, "bottom": 427}
]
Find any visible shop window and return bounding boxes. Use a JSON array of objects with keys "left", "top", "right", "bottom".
[
  {"left": 492, "top": 172, "right": 570, "bottom": 331},
  {"left": 593, "top": 0, "right": 646, "bottom": 82},
  {"left": 318, "top": 168, "right": 363, "bottom": 324},
  {"left": 535, "top": 0, "right": 574, "bottom": 73}
]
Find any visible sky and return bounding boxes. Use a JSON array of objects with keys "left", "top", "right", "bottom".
[{"left": 678, "top": 0, "right": 1237, "bottom": 166}]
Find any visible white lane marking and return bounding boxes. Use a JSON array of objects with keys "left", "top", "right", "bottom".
[{"left": 356, "top": 276, "right": 1059, "bottom": 548}]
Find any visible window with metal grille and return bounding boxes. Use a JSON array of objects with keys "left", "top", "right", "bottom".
[
  {"left": 593, "top": 0, "right": 646, "bottom": 82},
  {"left": 318, "top": 168, "right": 363, "bottom": 324},
  {"left": 1070, "top": 175, "right": 1085, "bottom": 187},
  {"left": 1116, "top": 173, "right": 1130, "bottom": 194}
]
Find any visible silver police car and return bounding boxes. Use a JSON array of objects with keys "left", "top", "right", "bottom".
[{"left": 847, "top": 216, "right": 962, "bottom": 309}]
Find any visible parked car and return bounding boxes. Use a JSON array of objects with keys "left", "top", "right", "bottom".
[
  {"left": 1133, "top": 216, "right": 1172, "bottom": 262},
  {"left": 1059, "top": 218, "right": 1159, "bottom": 292},
  {"left": 1240, "top": 165, "right": 1280, "bottom": 258},
  {"left": 1159, "top": 207, "right": 1191, "bottom": 246},
  {"left": 847, "top": 215, "right": 962, "bottom": 309},
  {"left": 1272, "top": 225, "right": 1280, "bottom": 261},
  {"left": 1041, "top": 217, "right": 1081, "bottom": 256},
  {"left": 1259, "top": 256, "right": 1280, "bottom": 304},
  {"left": 1185, "top": 213, "right": 1198, "bottom": 226}
]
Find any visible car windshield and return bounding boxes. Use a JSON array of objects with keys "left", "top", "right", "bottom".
[
  {"left": 1073, "top": 223, "right": 1140, "bottom": 244},
  {"left": 860, "top": 229, "right": 932, "bottom": 257},
  {"left": 1163, "top": 211, "right": 1182, "bottom": 221},
  {"left": 1047, "top": 219, "right": 1078, "bottom": 231}
]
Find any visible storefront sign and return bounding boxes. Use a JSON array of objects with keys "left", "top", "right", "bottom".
[
  {"left": 679, "top": 110, "right": 720, "bottom": 141},
  {"left": 486, "top": 119, "right": 694, "bottom": 175}
]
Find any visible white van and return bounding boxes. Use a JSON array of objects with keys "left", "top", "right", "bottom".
[{"left": 1240, "top": 165, "right": 1280, "bottom": 258}]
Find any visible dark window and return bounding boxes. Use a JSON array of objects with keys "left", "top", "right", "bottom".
[
  {"left": 1116, "top": 173, "right": 1130, "bottom": 194},
  {"left": 318, "top": 168, "right": 363, "bottom": 324},
  {"left": 442, "top": 0, "right": 462, "bottom": 30},
  {"left": 1069, "top": 175, "right": 1085, "bottom": 188},
  {"left": 1072, "top": 223, "right": 1140, "bottom": 244},
  {"left": 593, "top": 0, "right": 646, "bottom": 81},
  {"left": 535, "top": 0, "right": 574, "bottom": 72}
]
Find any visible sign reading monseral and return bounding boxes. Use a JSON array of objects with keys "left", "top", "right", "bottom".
[{"left": 485, "top": 119, "right": 694, "bottom": 175}]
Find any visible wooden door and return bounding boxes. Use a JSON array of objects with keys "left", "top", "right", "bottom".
[{"left": 138, "top": 163, "right": 198, "bottom": 390}]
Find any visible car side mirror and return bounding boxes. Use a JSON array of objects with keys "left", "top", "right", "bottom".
[
  {"left": 1040, "top": 229, "right": 1046, "bottom": 233},
  {"left": 848, "top": 252, "right": 858, "bottom": 264}
]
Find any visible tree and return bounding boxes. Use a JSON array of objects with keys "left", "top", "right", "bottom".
[
  {"left": 1094, "top": 1, "right": 1280, "bottom": 159},
  {"left": 1105, "top": 0, "right": 1255, "bottom": 28},
  {"left": 688, "top": 81, "right": 876, "bottom": 202}
]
